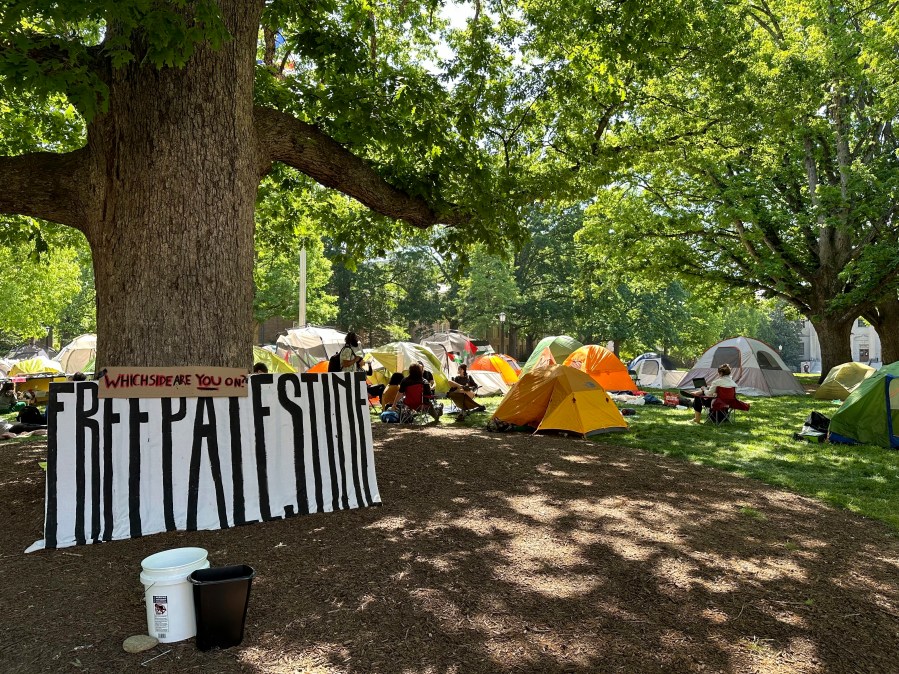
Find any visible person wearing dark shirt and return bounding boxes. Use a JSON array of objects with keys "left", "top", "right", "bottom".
[
  {"left": 447, "top": 364, "right": 485, "bottom": 415},
  {"left": 399, "top": 364, "right": 441, "bottom": 420}
]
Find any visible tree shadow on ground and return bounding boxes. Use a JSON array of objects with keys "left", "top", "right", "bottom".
[{"left": 1, "top": 427, "right": 898, "bottom": 673}]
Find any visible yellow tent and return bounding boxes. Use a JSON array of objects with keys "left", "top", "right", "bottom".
[
  {"left": 252, "top": 347, "right": 297, "bottom": 374},
  {"left": 493, "top": 365, "right": 628, "bottom": 437},
  {"left": 813, "top": 361, "right": 876, "bottom": 400},
  {"left": 9, "top": 357, "right": 64, "bottom": 376}
]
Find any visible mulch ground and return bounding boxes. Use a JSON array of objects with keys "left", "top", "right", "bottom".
[{"left": 2, "top": 426, "right": 899, "bottom": 673}]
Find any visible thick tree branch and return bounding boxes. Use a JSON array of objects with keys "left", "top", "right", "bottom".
[
  {"left": 254, "top": 106, "right": 470, "bottom": 228},
  {"left": 0, "top": 149, "right": 92, "bottom": 230}
]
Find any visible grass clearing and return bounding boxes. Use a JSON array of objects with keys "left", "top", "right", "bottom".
[{"left": 369, "top": 373, "right": 899, "bottom": 532}]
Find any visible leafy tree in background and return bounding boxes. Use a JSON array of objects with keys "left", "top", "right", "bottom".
[
  {"left": 457, "top": 248, "right": 519, "bottom": 338},
  {"left": 0, "top": 243, "right": 82, "bottom": 342},
  {"left": 253, "top": 170, "right": 337, "bottom": 330},
  {"left": 579, "top": 0, "right": 899, "bottom": 378}
]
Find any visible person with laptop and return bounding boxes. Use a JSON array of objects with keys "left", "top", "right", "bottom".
[{"left": 690, "top": 363, "right": 738, "bottom": 423}]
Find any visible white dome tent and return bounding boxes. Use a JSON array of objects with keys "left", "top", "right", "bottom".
[
  {"left": 276, "top": 326, "right": 347, "bottom": 372},
  {"left": 628, "top": 353, "right": 686, "bottom": 389},
  {"left": 676, "top": 336, "right": 805, "bottom": 396},
  {"left": 57, "top": 333, "right": 97, "bottom": 374}
]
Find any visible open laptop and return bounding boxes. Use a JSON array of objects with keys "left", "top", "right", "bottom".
[{"left": 692, "top": 377, "right": 708, "bottom": 389}]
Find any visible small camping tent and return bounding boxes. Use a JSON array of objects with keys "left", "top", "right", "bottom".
[
  {"left": 828, "top": 362, "right": 899, "bottom": 448},
  {"left": 676, "top": 337, "right": 804, "bottom": 396},
  {"left": 520, "top": 335, "right": 583, "bottom": 375},
  {"left": 367, "top": 342, "right": 450, "bottom": 393},
  {"left": 57, "top": 333, "right": 97, "bottom": 374},
  {"left": 563, "top": 345, "right": 635, "bottom": 392},
  {"left": 469, "top": 354, "right": 520, "bottom": 395},
  {"left": 492, "top": 365, "right": 627, "bottom": 437},
  {"left": 276, "top": 327, "right": 347, "bottom": 371},
  {"left": 252, "top": 346, "right": 297, "bottom": 374},
  {"left": 813, "top": 362, "right": 875, "bottom": 401},
  {"left": 629, "top": 352, "right": 686, "bottom": 389},
  {"left": 420, "top": 330, "right": 477, "bottom": 375}
]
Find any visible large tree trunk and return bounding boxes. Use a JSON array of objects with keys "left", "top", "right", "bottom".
[
  {"left": 865, "top": 296, "right": 899, "bottom": 365},
  {"left": 811, "top": 315, "right": 853, "bottom": 383},
  {"left": 86, "top": 2, "right": 263, "bottom": 369}
]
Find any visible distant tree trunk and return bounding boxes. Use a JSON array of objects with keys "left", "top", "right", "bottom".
[
  {"left": 88, "top": 2, "right": 263, "bottom": 368},
  {"left": 811, "top": 316, "right": 853, "bottom": 382},
  {"left": 507, "top": 326, "right": 519, "bottom": 359},
  {"left": 865, "top": 296, "right": 899, "bottom": 365},
  {"left": 525, "top": 333, "right": 535, "bottom": 354}
]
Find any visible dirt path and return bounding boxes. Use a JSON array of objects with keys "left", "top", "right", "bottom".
[{"left": 2, "top": 426, "right": 898, "bottom": 673}]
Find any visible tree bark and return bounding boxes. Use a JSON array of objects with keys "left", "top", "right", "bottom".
[
  {"left": 85, "top": 1, "right": 264, "bottom": 368},
  {"left": 865, "top": 296, "right": 899, "bottom": 365},
  {"left": 811, "top": 315, "right": 854, "bottom": 383}
]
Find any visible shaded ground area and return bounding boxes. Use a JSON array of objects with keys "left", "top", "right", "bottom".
[{"left": 2, "top": 426, "right": 899, "bottom": 673}]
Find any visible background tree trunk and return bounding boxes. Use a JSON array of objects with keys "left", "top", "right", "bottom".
[
  {"left": 87, "top": 2, "right": 262, "bottom": 368},
  {"left": 811, "top": 316, "right": 853, "bottom": 382},
  {"left": 865, "top": 297, "right": 899, "bottom": 365}
]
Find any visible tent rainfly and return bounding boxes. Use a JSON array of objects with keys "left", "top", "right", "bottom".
[
  {"left": 828, "top": 362, "right": 899, "bottom": 448},
  {"left": 563, "top": 345, "right": 635, "bottom": 392},
  {"left": 676, "top": 336, "right": 805, "bottom": 396},
  {"left": 367, "top": 342, "right": 450, "bottom": 393},
  {"left": 468, "top": 354, "right": 520, "bottom": 395},
  {"left": 520, "top": 335, "right": 583, "bottom": 375},
  {"left": 492, "top": 365, "right": 627, "bottom": 437},
  {"left": 813, "top": 362, "right": 875, "bottom": 401}
]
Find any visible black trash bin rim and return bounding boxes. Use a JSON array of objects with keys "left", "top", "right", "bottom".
[{"left": 189, "top": 564, "right": 255, "bottom": 585}]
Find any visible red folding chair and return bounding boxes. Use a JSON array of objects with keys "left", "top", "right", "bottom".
[{"left": 709, "top": 386, "right": 750, "bottom": 425}]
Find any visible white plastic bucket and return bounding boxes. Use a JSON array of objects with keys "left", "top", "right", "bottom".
[{"left": 140, "top": 547, "right": 210, "bottom": 643}]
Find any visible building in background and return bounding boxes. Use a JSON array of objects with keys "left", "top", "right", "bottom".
[{"left": 799, "top": 318, "right": 882, "bottom": 373}]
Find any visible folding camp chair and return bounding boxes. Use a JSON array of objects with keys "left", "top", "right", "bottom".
[
  {"left": 394, "top": 383, "right": 442, "bottom": 425},
  {"left": 709, "top": 386, "right": 751, "bottom": 425}
]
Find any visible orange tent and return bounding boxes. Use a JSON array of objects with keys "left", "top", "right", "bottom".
[
  {"left": 306, "top": 360, "right": 329, "bottom": 373},
  {"left": 469, "top": 354, "right": 519, "bottom": 385},
  {"left": 498, "top": 354, "right": 521, "bottom": 374},
  {"left": 563, "top": 345, "right": 635, "bottom": 392},
  {"left": 492, "top": 365, "right": 627, "bottom": 437}
]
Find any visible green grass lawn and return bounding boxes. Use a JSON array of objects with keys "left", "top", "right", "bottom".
[{"left": 376, "top": 373, "right": 899, "bottom": 532}]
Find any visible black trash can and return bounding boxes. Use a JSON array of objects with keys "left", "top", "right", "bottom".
[{"left": 188, "top": 565, "right": 256, "bottom": 651}]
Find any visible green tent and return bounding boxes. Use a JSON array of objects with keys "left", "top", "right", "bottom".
[
  {"left": 520, "top": 335, "right": 584, "bottom": 375},
  {"left": 828, "top": 362, "right": 899, "bottom": 449},
  {"left": 367, "top": 342, "right": 450, "bottom": 393},
  {"left": 813, "top": 361, "right": 875, "bottom": 401}
]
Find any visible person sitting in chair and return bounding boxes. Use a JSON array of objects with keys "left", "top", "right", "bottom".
[
  {"left": 691, "top": 363, "right": 738, "bottom": 423},
  {"left": 381, "top": 372, "right": 404, "bottom": 410},
  {"left": 399, "top": 364, "right": 441, "bottom": 420},
  {"left": 447, "top": 364, "right": 486, "bottom": 415},
  {"left": 1, "top": 381, "right": 24, "bottom": 413}
]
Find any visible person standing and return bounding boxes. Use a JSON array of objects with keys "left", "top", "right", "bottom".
[{"left": 340, "top": 332, "right": 365, "bottom": 372}]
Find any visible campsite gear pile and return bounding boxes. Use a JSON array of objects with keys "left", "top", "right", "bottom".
[{"left": 676, "top": 336, "right": 805, "bottom": 396}]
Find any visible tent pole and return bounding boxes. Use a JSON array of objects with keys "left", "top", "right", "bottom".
[{"left": 298, "top": 247, "right": 307, "bottom": 327}]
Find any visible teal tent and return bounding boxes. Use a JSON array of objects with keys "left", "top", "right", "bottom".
[
  {"left": 828, "top": 362, "right": 899, "bottom": 449},
  {"left": 520, "top": 335, "right": 584, "bottom": 375}
]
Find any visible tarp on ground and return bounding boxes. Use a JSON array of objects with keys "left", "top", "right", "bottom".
[
  {"left": 276, "top": 327, "right": 347, "bottom": 371},
  {"left": 828, "top": 361, "right": 899, "bottom": 448},
  {"left": 563, "top": 345, "right": 635, "bottom": 392},
  {"left": 813, "top": 362, "right": 876, "bottom": 401},
  {"left": 520, "top": 336, "right": 583, "bottom": 375},
  {"left": 469, "top": 354, "right": 520, "bottom": 395},
  {"left": 676, "top": 336, "right": 805, "bottom": 396},
  {"left": 367, "top": 342, "right": 450, "bottom": 393},
  {"left": 56, "top": 333, "right": 97, "bottom": 374},
  {"left": 252, "top": 346, "right": 297, "bottom": 374},
  {"left": 493, "top": 365, "right": 627, "bottom": 437}
]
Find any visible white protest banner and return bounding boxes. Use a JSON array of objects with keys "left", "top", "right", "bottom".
[{"left": 29, "top": 372, "right": 380, "bottom": 551}]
